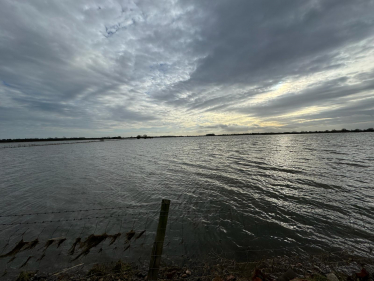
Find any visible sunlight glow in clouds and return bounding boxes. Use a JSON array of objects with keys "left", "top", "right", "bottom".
[{"left": 0, "top": 0, "right": 374, "bottom": 138}]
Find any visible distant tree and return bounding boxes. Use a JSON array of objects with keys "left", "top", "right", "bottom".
[
  {"left": 137, "top": 135, "right": 141, "bottom": 139},
  {"left": 367, "top": 128, "right": 374, "bottom": 132},
  {"left": 342, "top": 128, "right": 348, "bottom": 132},
  {"left": 143, "top": 134, "right": 147, "bottom": 139}
]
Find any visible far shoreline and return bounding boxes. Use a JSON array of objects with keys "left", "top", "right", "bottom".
[{"left": 1, "top": 128, "right": 373, "bottom": 144}]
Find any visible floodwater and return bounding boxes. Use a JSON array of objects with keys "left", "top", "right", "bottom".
[{"left": 0, "top": 133, "right": 373, "bottom": 275}]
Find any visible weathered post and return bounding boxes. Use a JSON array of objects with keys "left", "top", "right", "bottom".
[{"left": 147, "top": 199, "right": 170, "bottom": 280}]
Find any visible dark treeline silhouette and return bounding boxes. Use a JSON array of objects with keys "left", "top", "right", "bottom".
[
  {"left": 1, "top": 128, "right": 373, "bottom": 143},
  {"left": 131, "top": 128, "right": 374, "bottom": 138},
  {"left": 219, "top": 127, "right": 374, "bottom": 136},
  {"left": 136, "top": 134, "right": 153, "bottom": 139}
]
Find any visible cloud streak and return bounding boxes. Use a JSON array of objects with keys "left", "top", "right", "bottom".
[{"left": 0, "top": 0, "right": 374, "bottom": 138}]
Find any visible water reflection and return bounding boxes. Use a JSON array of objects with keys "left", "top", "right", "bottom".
[{"left": 0, "top": 134, "right": 373, "bottom": 268}]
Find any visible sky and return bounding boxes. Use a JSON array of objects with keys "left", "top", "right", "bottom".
[{"left": 1, "top": 0, "right": 374, "bottom": 138}]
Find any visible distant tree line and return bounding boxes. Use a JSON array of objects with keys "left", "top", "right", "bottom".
[
  {"left": 218, "top": 128, "right": 374, "bottom": 136},
  {"left": 1, "top": 128, "right": 373, "bottom": 143},
  {"left": 136, "top": 134, "right": 153, "bottom": 139}
]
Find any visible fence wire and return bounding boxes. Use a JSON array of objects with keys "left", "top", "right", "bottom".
[{"left": 0, "top": 199, "right": 373, "bottom": 280}]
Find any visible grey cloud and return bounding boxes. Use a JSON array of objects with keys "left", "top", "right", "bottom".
[
  {"left": 155, "top": 0, "right": 374, "bottom": 106},
  {"left": 190, "top": 0, "right": 374, "bottom": 83},
  {"left": 10, "top": 97, "right": 84, "bottom": 117},
  {"left": 198, "top": 124, "right": 258, "bottom": 134},
  {"left": 0, "top": 0, "right": 374, "bottom": 137},
  {"left": 109, "top": 105, "right": 158, "bottom": 122}
]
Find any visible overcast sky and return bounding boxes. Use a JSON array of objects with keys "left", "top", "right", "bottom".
[{"left": 1, "top": 0, "right": 374, "bottom": 138}]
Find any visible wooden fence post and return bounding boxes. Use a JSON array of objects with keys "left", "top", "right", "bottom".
[{"left": 148, "top": 199, "right": 170, "bottom": 280}]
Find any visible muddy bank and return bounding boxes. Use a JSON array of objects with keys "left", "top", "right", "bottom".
[{"left": 15, "top": 251, "right": 374, "bottom": 281}]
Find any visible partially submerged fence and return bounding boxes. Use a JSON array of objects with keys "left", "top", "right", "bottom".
[
  {"left": 0, "top": 202, "right": 161, "bottom": 279},
  {"left": 0, "top": 140, "right": 101, "bottom": 149},
  {"left": 0, "top": 199, "right": 373, "bottom": 280}
]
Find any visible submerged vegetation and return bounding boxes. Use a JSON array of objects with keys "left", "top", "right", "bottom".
[
  {"left": 72, "top": 232, "right": 123, "bottom": 260},
  {"left": 0, "top": 239, "right": 39, "bottom": 258},
  {"left": 0, "top": 229, "right": 147, "bottom": 278},
  {"left": 14, "top": 251, "right": 374, "bottom": 281}
]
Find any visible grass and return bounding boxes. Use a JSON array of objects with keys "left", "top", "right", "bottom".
[{"left": 15, "top": 271, "right": 36, "bottom": 281}]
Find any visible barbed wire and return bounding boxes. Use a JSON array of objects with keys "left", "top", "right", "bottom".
[
  {"left": 0, "top": 139, "right": 124, "bottom": 149},
  {"left": 0, "top": 200, "right": 248, "bottom": 219},
  {"left": 0, "top": 214, "right": 133, "bottom": 226},
  {"left": 0, "top": 200, "right": 373, "bottom": 280},
  {"left": 0, "top": 205, "right": 160, "bottom": 218}
]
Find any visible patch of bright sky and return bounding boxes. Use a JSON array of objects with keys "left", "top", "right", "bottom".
[
  {"left": 243, "top": 39, "right": 374, "bottom": 109},
  {"left": 186, "top": 44, "right": 371, "bottom": 134},
  {"left": 170, "top": 108, "right": 284, "bottom": 133},
  {"left": 80, "top": 34, "right": 374, "bottom": 135},
  {"left": 291, "top": 118, "right": 333, "bottom": 125},
  {"left": 68, "top": 31, "right": 374, "bottom": 135},
  {"left": 278, "top": 105, "right": 340, "bottom": 119}
]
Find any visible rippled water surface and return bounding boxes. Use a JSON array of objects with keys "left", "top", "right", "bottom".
[{"left": 0, "top": 133, "right": 373, "bottom": 272}]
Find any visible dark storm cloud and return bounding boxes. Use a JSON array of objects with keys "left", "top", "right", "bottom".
[
  {"left": 157, "top": 0, "right": 374, "bottom": 108},
  {"left": 190, "top": 0, "right": 373, "bottom": 83},
  {"left": 0, "top": 0, "right": 373, "bottom": 138}
]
